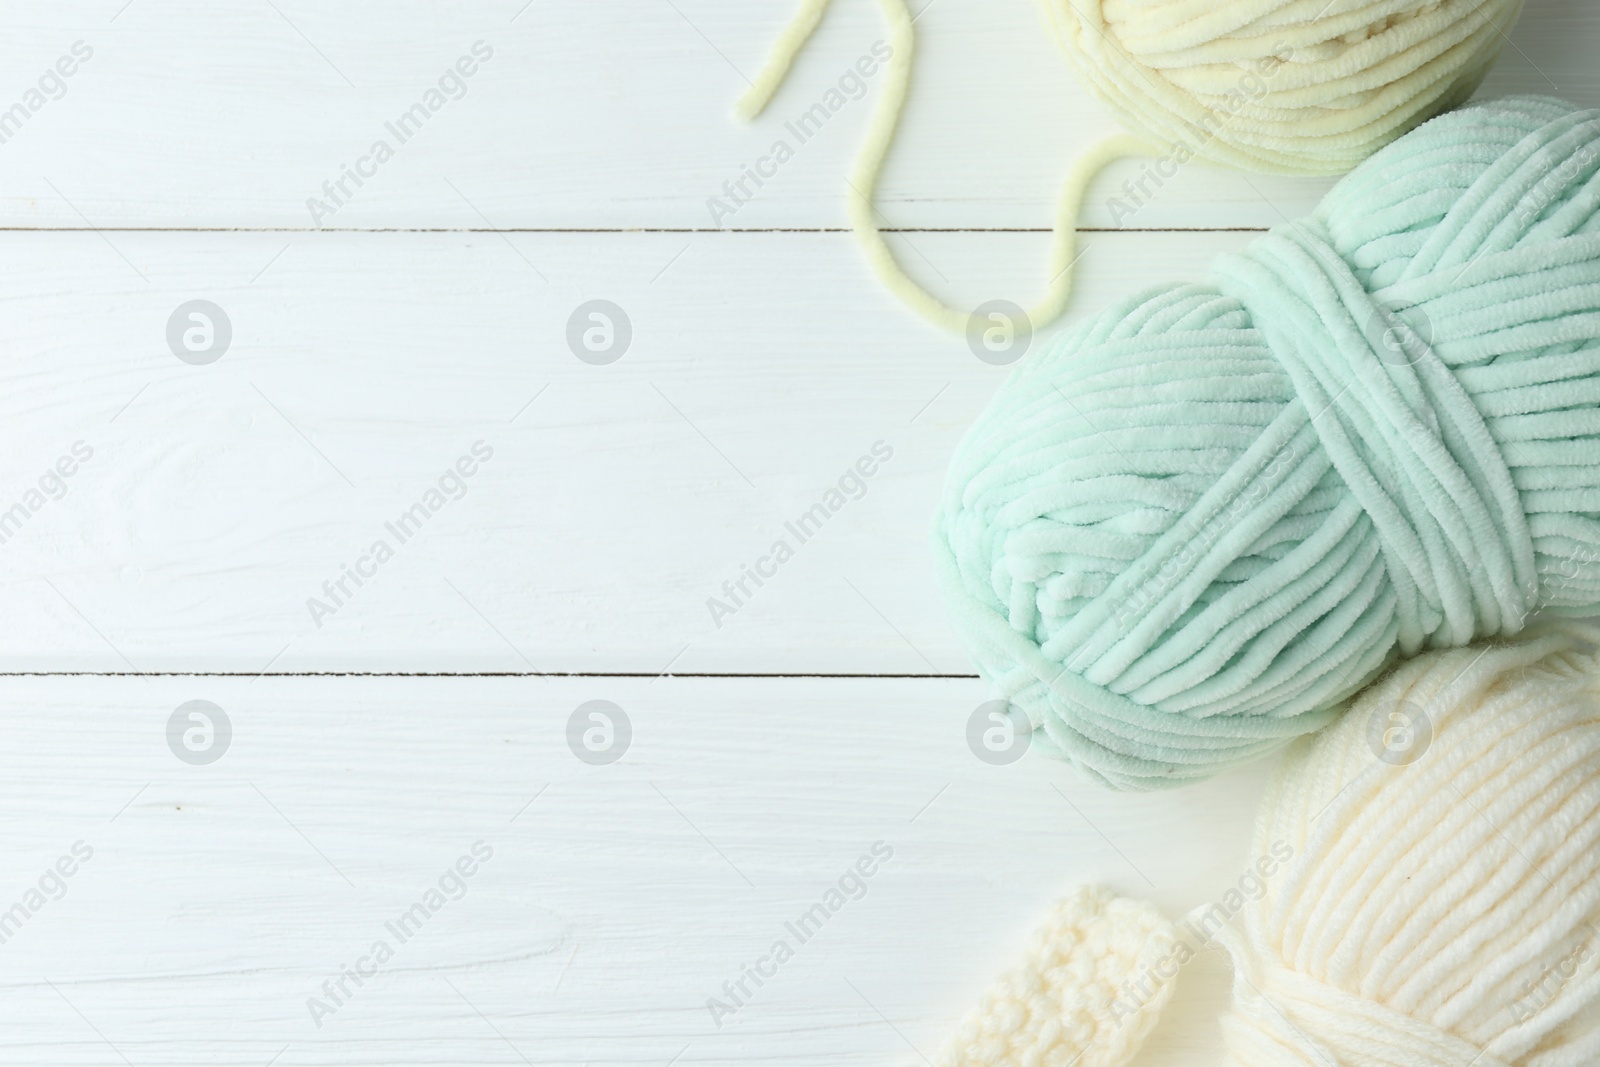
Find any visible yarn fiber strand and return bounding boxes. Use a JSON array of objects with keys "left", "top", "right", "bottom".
[
  {"left": 1043, "top": 0, "right": 1524, "bottom": 176},
  {"left": 1216, "top": 626, "right": 1600, "bottom": 1067},
  {"left": 935, "top": 98, "right": 1600, "bottom": 788},
  {"left": 937, "top": 627, "right": 1600, "bottom": 1067},
  {"left": 739, "top": 0, "right": 1143, "bottom": 334},
  {"left": 736, "top": 0, "right": 1521, "bottom": 333}
]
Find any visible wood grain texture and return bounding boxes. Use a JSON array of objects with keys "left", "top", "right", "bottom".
[
  {"left": 0, "top": 676, "right": 1278, "bottom": 1066},
  {"left": 0, "top": 227, "right": 1262, "bottom": 673},
  {"left": 0, "top": 2, "right": 1594, "bottom": 1064},
  {"left": 0, "top": 0, "right": 1589, "bottom": 231}
]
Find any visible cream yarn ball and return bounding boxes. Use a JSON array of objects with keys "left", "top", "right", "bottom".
[
  {"left": 934, "top": 625, "right": 1600, "bottom": 1067},
  {"left": 1043, "top": 0, "right": 1527, "bottom": 175},
  {"left": 1214, "top": 623, "right": 1600, "bottom": 1066}
]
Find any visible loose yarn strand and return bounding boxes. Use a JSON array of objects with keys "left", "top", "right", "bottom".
[
  {"left": 738, "top": 0, "right": 1147, "bottom": 334},
  {"left": 738, "top": 0, "right": 1523, "bottom": 335},
  {"left": 734, "top": 0, "right": 833, "bottom": 122}
]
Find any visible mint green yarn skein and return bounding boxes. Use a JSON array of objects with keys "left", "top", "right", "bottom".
[{"left": 935, "top": 96, "right": 1600, "bottom": 790}]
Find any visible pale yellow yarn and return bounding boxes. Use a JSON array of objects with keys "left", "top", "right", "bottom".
[
  {"left": 1043, "top": 0, "right": 1526, "bottom": 176},
  {"left": 737, "top": 0, "right": 1524, "bottom": 334}
]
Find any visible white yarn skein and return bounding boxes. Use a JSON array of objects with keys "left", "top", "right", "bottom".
[
  {"left": 1215, "top": 624, "right": 1600, "bottom": 1067},
  {"left": 736, "top": 0, "right": 1524, "bottom": 334},
  {"left": 932, "top": 626, "right": 1600, "bottom": 1067}
]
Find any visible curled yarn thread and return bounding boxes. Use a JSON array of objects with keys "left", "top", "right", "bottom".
[
  {"left": 736, "top": 0, "right": 1521, "bottom": 333},
  {"left": 937, "top": 626, "right": 1600, "bottom": 1067},
  {"left": 935, "top": 96, "right": 1600, "bottom": 789},
  {"left": 738, "top": 0, "right": 1145, "bottom": 333}
]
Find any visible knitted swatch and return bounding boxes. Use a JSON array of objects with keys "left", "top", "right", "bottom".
[
  {"left": 936, "top": 96, "right": 1600, "bottom": 788},
  {"left": 932, "top": 886, "right": 1178, "bottom": 1067}
]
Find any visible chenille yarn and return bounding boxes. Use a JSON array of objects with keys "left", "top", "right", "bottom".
[
  {"left": 1211, "top": 623, "right": 1600, "bottom": 1066},
  {"left": 1043, "top": 0, "right": 1524, "bottom": 176},
  {"left": 935, "top": 626, "right": 1600, "bottom": 1067},
  {"left": 935, "top": 96, "right": 1600, "bottom": 789},
  {"left": 737, "top": 0, "right": 1523, "bottom": 333}
]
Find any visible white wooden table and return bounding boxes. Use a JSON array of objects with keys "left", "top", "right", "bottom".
[{"left": 0, "top": 2, "right": 1593, "bottom": 1064}]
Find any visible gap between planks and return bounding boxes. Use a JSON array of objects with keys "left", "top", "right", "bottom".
[
  {"left": 0, "top": 670, "right": 984, "bottom": 678},
  {"left": 0, "top": 226, "right": 1273, "bottom": 234}
]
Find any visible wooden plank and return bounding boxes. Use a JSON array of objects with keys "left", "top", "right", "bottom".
[
  {"left": 0, "top": 0, "right": 1589, "bottom": 231},
  {"left": 0, "top": 674, "right": 1278, "bottom": 1065},
  {"left": 0, "top": 227, "right": 1260, "bottom": 673}
]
